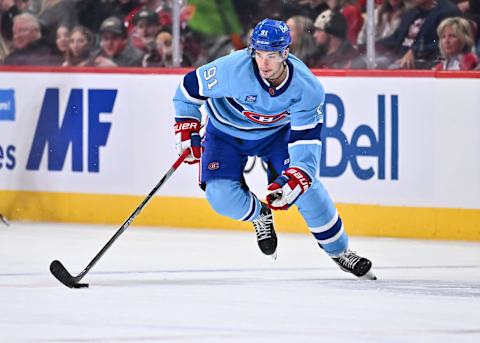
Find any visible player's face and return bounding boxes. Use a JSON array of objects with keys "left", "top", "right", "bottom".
[{"left": 254, "top": 50, "right": 285, "bottom": 80}]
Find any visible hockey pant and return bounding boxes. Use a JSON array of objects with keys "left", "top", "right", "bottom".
[{"left": 205, "top": 178, "right": 348, "bottom": 257}]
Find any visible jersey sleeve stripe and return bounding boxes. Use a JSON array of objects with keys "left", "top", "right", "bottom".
[
  {"left": 180, "top": 82, "right": 205, "bottom": 105},
  {"left": 183, "top": 70, "right": 208, "bottom": 102},
  {"left": 289, "top": 123, "right": 322, "bottom": 143},
  {"left": 291, "top": 122, "right": 320, "bottom": 130},
  {"left": 195, "top": 69, "right": 206, "bottom": 97},
  {"left": 288, "top": 140, "right": 321, "bottom": 148}
]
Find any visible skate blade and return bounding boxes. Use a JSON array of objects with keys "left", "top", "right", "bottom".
[
  {"left": 269, "top": 251, "right": 277, "bottom": 260},
  {"left": 359, "top": 270, "right": 377, "bottom": 280},
  {"left": 0, "top": 214, "right": 9, "bottom": 226}
]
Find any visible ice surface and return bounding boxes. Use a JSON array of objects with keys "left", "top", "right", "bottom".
[{"left": 1, "top": 222, "right": 479, "bottom": 342}]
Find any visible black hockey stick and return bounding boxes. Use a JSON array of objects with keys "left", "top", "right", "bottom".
[{"left": 50, "top": 149, "right": 190, "bottom": 288}]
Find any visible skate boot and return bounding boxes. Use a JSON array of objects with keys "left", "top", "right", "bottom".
[
  {"left": 252, "top": 203, "right": 277, "bottom": 258},
  {"left": 333, "top": 249, "right": 376, "bottom": 280}
]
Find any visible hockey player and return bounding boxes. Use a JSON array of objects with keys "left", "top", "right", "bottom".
[{"left": 173, "top": 18, "right": 376, "bottom": 279}]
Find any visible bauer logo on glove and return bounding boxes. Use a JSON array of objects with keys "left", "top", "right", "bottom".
[
  {"left": 266, "top": 167, "right": 312, "bottom": 210},
  {"left": 174, "top": 119, "right": 202, "bottom": 164}
]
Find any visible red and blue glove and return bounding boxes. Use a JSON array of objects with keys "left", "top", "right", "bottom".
[
  {"left": 174, "top": 119, "right": 202, "bottom": 164},
  {"left": 266, "top": 167, "right": 312, "bottom": 210}
]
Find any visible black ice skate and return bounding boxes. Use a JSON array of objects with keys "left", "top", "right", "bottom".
[
  {"left": 333, "top": 249, "right": 376, "bottom": 280},
  {"left": 252, "top": 203, "right": 277, "bottom": 259}
]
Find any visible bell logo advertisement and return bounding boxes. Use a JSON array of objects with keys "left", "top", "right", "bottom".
[
  {"left": 321, "top": 93, "right": 399, "bottom": 180},
  {"left": 26, "top": 88, "right": 117, "bottom": 173}
]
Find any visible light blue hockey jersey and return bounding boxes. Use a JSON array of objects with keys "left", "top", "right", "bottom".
[{"left": 173, "top": 49, "right": 325, "bottom": 179}]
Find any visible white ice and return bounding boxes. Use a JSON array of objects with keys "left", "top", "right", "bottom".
[{"left": 1, "top": 222, "right": 479, "bottom": 342}]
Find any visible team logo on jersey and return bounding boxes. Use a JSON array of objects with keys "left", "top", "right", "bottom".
[
  {"left": 242, "top": 110, "right": 288, "bottom": 124},
  {"left": 245, "top": 95, "right": 257, "bottom": 103},
  {"left": 208, "top": 162, "right": 220, "bottom": 170}
]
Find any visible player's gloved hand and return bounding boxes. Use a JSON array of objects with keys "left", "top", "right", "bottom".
[
  {"left": 174, "top": 119, "right": 201, "bottom": 164},
  {"left": 266, "top": 167, "right": 312, "bottom": 210}
]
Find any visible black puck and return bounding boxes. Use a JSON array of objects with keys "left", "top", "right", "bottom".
[{"left": 72, "top": 283, "right": 89, "bottom": 288}]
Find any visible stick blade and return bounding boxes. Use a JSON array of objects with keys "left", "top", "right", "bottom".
[{"left": 50, "top": 260, "right": 86, "bottom": 288}]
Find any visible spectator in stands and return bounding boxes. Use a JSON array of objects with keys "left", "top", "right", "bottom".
[
  {"left": 130, "top": 7, "right": 159, "bottom": 53},
  {"left": 62, "top": 25, "right": 97, "bottom": 67},
  {"left": 143, "top": 29, "right": 168, "bottom": 67},
  {"left": 311, "top": 9, "right": 366, "bottom": 68},
  {"left": 54, "top": 24, "right": 69, "bottom": 58},
  {"left": 433, "top": 16, "right": 478, "bottom": 70},
  {"left": 3, "top": 12, "right": 61, "bottom": 65},
  {"left": 456, "top": 0, "right": 480, "bottom": 55},
  {"left": 186, "top": 0, "right": 244, "bottom": 60},
  {"left": 357, "top": 0, "right": 407, "bottom": 46},
  {"left": 109, "top": 0, "right": 139, "bottom": 20},
  {"left": 143, "top": 29, "right": 193, "bottom": 67},
  {"left": 97, "top": 16, "right": 144, "bottom": 67},
  {"left": 286, "top": 15, "right": 317, "bottom": 66},
  {"left": 124, "top": 0, "right": 174, "bottom": 34},
  {"left": 320, "top": 0, "right": 364, "bottom": 45},
  {"left": 111, "top": 0, "right": 200, "bottom": 66},
  {"left": 376, "top": 0, "right": 461, "bottom": 69},
  {"left": 75, "top": 0, "right": 117, "bottom": 33},
  {"left": 38, "top": 0, "right": 78, "bottom": 47},
  {"left": 0, "top": 33, "right": 9, "bottom": 63},
  {"left": 1, "top": 0, "right": 29, "bottom": 45},
  {"left": 0, "top": 0, "right": 13, "bottom": 61},
  {"left": 286, "top": 0, "right": 329, "bottom": 22}
]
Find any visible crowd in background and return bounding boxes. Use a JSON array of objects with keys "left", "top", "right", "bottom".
[{"left": 0, "top": 0, "right": 478, "bottom": 70}]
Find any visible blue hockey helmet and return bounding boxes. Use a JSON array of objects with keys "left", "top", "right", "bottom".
[{"left": 249, "top": 18, "right": 291, "bottom": 53}]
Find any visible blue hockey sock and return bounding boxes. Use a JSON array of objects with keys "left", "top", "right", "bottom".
[{"left": 295, "top": 181, "right": 349, "bottom": 257}]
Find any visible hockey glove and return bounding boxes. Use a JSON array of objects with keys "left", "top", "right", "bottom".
[
  {"left": 174, "top": 119, "right": 202, "bottom": 164},
  {"left": 266, "top": 167, "right": 312, "bottom": 210}
]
